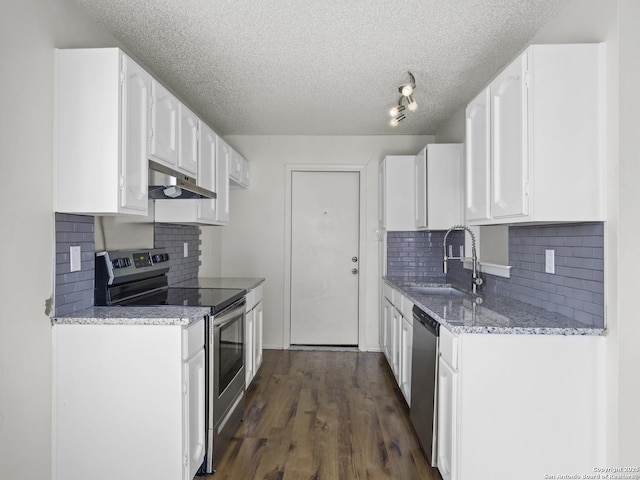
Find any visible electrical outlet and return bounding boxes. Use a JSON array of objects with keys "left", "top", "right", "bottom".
[
  {"left": 545, "top": 249, "right": 555, "bottom": 274},
  {"left": 459, "top": 245, "right": 465, "bottom": 258},
  {"left": 183, "top": 242, "right": 188, "bottom": 258},
  {"left": 448, "top": 245, "right": 453, "bottom": 257},
  {"left": 70, "top": 246, "right": 81, "bottom": 272}
]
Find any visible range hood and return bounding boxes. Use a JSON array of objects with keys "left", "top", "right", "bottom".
[{"left": 148, "top": 160, "right": 216, "bottom": 200}]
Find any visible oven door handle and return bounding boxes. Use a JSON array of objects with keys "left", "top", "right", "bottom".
[{"left": 213, "top": 300, "right": 246, "bottom": 328}]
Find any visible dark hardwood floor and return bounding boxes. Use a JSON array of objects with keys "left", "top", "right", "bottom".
[{"left": 206, "top": 349, "right": 441, "bottom": 479}]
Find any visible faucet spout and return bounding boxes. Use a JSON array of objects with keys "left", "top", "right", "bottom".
[{"left": 443, "top": 225, "right": 482, "bottom": 294}]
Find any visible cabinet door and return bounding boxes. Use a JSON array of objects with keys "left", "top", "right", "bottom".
[
  {"left": 120, "top": 55, "right": 150, "bottom": 213},
  {"left": 229, "top": 150, "right": 242, "bottom": 182},
  {"left": 150, "top": 81, "right": 179, "bottom": 167},
  {"left": 490, "top": 52, "right": 529, "bottom": 219},
  {"left": 400, "top": 315, "right": 413, "bottom": 404},
  {"left": 245, "top": 309, "right": 254, "bottom": 387},
  {"left": 391, "top": 308, "right": 401, "bottom": 381},
  {"left": 254, "top": 301, "right": 263, "bottom": 373},
  {"left": 215, "top": 137, "right": 231, "bottom": 224},
  {"left": 241, "top": 158, "right": 251, "bottom": 187},
  {"left": 437, "top": 357, "right": 458, "bottom": 480},
  {"left": 415, "top": 148, "right": 427, "bottom": 229},
  {"left": 465, "top": 89, "right": 491, "bottom": 222},
  {"left": 383, "top": 299, "right": 393, "bottom": 364},
  {"left": 179, "top": 105, "right": 199, "bottom": 175},
  {"left": 197, "top": 123, "right": 217, "bottom": 222},
  {"left": 185, "top": 348, "right": 206, "bottom": 480}
]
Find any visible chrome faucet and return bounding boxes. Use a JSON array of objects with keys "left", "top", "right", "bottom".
[{"left": 443, "top": 225, "right": 483, "bottom": 294}]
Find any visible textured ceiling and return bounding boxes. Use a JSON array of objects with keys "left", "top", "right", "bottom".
[{"left": 73, "top": 0, "right": 569, "bottom": 135}]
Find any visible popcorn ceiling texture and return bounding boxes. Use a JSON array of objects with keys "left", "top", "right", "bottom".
[{"left": 73, "top": 0, "right": 569, "bottom": 136}]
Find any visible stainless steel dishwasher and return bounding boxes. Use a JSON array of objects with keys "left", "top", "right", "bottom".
[{"left": 410, "top": 305, "right": 440, "bottom": 466}]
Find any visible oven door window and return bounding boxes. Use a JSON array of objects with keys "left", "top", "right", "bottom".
[{"left": 218, "top": 314, "right": 244, "bottom": 394}]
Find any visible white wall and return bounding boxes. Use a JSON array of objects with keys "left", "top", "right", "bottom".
[
  {"left": 211, "top": 135, "right": 432, "bottom": 350},
  {"left": 615, "top": 0, "right": 640, "bottom": 464},
  {"left": 0, "top": 1, "right": 121, "bottom": 478}
]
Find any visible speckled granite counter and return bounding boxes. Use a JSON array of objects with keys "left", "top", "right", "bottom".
[
  {"left": 52, "top": 306, "right": 211, "bottom": 326},
  {"left": 171, "top": 277, "right": 265, "bottom": 291},
  {"left": 384, "top": 277, "right": 605, "bottom": 336}
]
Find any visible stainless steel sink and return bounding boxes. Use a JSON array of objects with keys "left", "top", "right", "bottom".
[{"left": 408, "top": 285, "right": 470, "bottom": 297}]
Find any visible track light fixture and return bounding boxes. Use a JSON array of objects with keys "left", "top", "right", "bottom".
[{"left": 389, "top": 71, "right": 417, "bottom": 127}]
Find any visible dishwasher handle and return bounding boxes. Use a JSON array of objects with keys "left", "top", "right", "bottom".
[{"left": 412, "top": 305, "right": 440, "bottom": 336}]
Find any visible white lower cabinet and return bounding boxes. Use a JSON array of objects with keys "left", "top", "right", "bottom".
[
  {"left": 53, "top": 320, "right": 206, "bottom": 480},
  {"left": 381, "top": 281, "right": 413, "bottom": 404},
  {"left": 245, "top": 284, "right": 264, "bottom": 387},
  {"left": 399, "top": 314, "right": 413, "bottom": 404},
  {"left": 436, "top": 325, "right": 605, "bottom": 480}
]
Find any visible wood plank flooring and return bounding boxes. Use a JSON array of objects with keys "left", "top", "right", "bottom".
[{"left": 205, "top": 349, "right": 441, "bottom": 480}]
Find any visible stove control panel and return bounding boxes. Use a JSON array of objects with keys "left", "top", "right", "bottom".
[{"left": 95, "top": 248, "right": 171, "bottom": 287}]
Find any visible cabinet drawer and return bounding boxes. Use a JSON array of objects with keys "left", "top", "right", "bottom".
[
  {"left": 245, "top": 284, "right": 263, "bottom": 312},
  {"left": 183, "top": 318, "right": 204, "bottom": 360},
  {"left": 439, "top": 325, "right": 458, "bottom": 370},
  {"left": 401, "top": 293, "right": 414, "bottom": 318},
  {"left": 383, "top": 283, "right": 395, "bottom": 303}
]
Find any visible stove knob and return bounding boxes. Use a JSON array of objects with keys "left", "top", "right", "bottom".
[{"left": 152, "top": 254, "right": 161, "bottom": 263}]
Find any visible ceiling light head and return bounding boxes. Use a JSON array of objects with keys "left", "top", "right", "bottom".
[
  {"left": 399, "top": 71, "right": 416, "bottom": 97},
  {"left": 389, "top": 104, "right": 406, "bottom": 117},
  {"left": 406, "top": 95, "right": 417, "bottom": 111},
  {"left": 390, "top": 113, "right": 406, "bottom": 127}
]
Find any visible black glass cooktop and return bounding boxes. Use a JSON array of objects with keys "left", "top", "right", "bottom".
[{"left": 120, "top": 287, "right": 245, "bottom": 313}]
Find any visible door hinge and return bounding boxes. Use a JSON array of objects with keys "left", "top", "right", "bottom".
[
  {"left": 183, "top": 452, "right": 188, "bottom": 466},
  {"left": 183, "top": 380, "right": 188, "bottom": 395},
  {"left": 119, "top": 174, "right": 124, "bottom": 189},
  {"left": 524, "top": 182, "right": 530, "bottom": 196}
]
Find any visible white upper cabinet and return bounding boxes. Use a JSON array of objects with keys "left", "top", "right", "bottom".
[
  {"left": 380, "top": 155, "right": 418, "bottom": 231},
  {"left": 150, "top": 80, "right": 179, "bottom": 169},
  {"left": 179, "top": 104, "right": 199, "bottom": 176},
  {"left": 196, "top": 123, "right": 218, "bottom": 222},
  {"left": 155, "top": 122, "right": 226, "bottom": 225},
  {"left": 465, "top": 43, "right": 604, "bottom": 225},
  {"left": 491, "top": 53, "right": 528, "bottom": 219},
  {"left": 55, "top": 48, "right": 150, "bottom": 216},
  {"left": 215, "top": 137, "right": 231, "bottom": 224},
  {"left": 229, "top": 148, "right": 250, "bottom": 189},
  {"left": 465, "top": 90, "right": 491, "bottom": 222},
  {"left": 415, "top": 144, "right": 463, "bottom": 230}
]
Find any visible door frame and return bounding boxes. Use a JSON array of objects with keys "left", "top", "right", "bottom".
[{"left": 284, "top": 164, "right": 367, "bottom": 350}]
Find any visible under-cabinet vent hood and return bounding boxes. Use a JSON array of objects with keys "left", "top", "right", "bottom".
[{"left": 148, "top": 160, "right": 216, "bottom": 200}]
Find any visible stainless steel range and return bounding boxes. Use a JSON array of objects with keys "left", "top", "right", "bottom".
[{"left": 95, "top": 248, "right": 246, "bottom": 475}]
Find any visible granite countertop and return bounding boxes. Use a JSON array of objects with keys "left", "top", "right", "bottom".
[
  {"left": 384, "top": 277, "right": 606, "bottom": 336},
  {"left": 52, "top": 277, "right": 265, "bottom": 326},
  {"left": 171, "top": 277, "right": 265, "bottom": 291},
  {"left": 52, "top": 306, "right": 211, "bottom": 326}
]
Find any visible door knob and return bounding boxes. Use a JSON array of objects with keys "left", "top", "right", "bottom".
[
  {"left": 352, "top": 268, "right": 358, "bottom": 274},
  {"left": 352, "top": 256, "right": 358, "bottom": 262}
]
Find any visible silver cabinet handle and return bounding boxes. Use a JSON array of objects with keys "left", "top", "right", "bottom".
[
  {"left": 352, "top": 256, "right": 358, "bottom": 262},
  {"left": 352, "top": 268, "right": 358, "bottom": 274}
]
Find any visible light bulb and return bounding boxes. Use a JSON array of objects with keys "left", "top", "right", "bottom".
[
  {"left": 390, "top": 113, "right": 406, "bottom": 127},
  {"left": 389, "top": 104, "right": 406, "bottom": 117},
  {"left": 407, "top": 95, "right": 417, "bottom": 111},
  {"left": 401, "top": 83, "right": 414, "bottom": 97}
]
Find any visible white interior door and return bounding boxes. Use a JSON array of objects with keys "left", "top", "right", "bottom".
[{"left": 290, "top": 171, "right": 360, "bottom": 345}]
